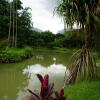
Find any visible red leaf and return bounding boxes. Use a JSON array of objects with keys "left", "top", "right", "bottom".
[
  {"left": 43, "top": 74, "right": 49, "bottom": 86},
  {"left": 37, "top": 74, "right": 43, "bottom": 85},
  {"left": 60, "top": 89, "right": 64, "bottom": 97},
  {"left": 46, "top": 83, "right": 54, "bottom": 99}
]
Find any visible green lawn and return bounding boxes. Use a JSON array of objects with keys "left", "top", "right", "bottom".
[
  {"left": 65, "top": 78, "right": 100, "bottom": 100},
  {"left": 64, "top": 49, "right": 100, "bottom": 100}
]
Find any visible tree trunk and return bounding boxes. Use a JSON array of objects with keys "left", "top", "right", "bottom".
[
  {"left": 64, "top": 19, "right": 66, "bottom": 32},
  {"left": 86, "top": 12, "right": 94, "bottom": 49},
  {"left": 12, "top": 0, "right": 15, "bottom": 47},
  {"left": 8, "top": 1, "right": 12, "bottom": 45},
  {"left": 15, "top": 0, "right": 17, "bottom": 48}
]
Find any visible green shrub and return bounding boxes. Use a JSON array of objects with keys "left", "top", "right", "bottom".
[
  {"left": 0, "top": 40, "right": 8, "bottom": 50},
  {"left": 0, "top": 47, "right": 33, "bottom": 63}
]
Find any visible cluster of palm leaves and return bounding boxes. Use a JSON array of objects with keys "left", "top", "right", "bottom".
[
  {"left": 55, "top": 0, "right": 100, "bottom": 84},
  {"left": 66, "top": 47, "right": 97, "bottom": 84},
  {"left": 56, "top": 0, "right": 99, "bottom": 30}
]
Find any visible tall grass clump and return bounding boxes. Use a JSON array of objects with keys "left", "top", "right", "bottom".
[{"left": 66, "top": 47, "right": 97, "bottom": 84}]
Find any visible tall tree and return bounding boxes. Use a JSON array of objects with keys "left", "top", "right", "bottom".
[
  {"left": 0, "top": 0, "right": 9, "bottom": 38},
  {"left": 8, "top": 0, "right": 12, "bottom": 44},
  {"left": 0, "top": 0, "right": 33, "bottom": 48},
  {"left": 55, "top": 0, "right": 100, "bottom": 84},
  {"left": 16, "top": 7, "right": 33, "bottom": 47},
  {"left": 15, "top": 0, "right": 17, "bottom": 47},
  {"left": 9, "top": 0, "right": 22, "bottom": 47},
  {"left": 12, "top": 0, "right": 15, "bottom": 47}
]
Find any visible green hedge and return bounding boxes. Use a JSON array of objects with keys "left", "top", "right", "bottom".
[{"left": 0, "top": 47, "right": 33, "bottom": 63}]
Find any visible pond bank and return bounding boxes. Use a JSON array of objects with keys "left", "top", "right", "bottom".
[
  {"left": 0, "top": 47, "right": 33, "bottom": 63},
  {"left": 0, "top": 47, "right": 99, "bottom": 64}
]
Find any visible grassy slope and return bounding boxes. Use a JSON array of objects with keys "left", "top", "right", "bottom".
[
  {"left": 64, "top": 49, "right": 100, "bottom": 100},
  {"left": 64, "top": 80, "right": 100, "bottom": 100}
]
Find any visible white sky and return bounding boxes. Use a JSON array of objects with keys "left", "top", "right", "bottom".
[{"left": 21, "top": 0, "right": 64, "bottom": 34}]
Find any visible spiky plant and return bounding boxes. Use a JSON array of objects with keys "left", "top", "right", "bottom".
[
  {"left": 55, "top": 0, "right": 99, "bottom": 84},
  {"left": 28, "top": 74, "right": 66, "bottom": 100},
  {"left": 66, "top": 47, "right": 97, "bottom": 84},
  {"left": 54, "top": 89, "right": 66, "bottom": 100},
  {"left": 28, "top": 74, "right": 54, "bottom": 100}
]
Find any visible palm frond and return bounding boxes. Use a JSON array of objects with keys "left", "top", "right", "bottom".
[{"left": 65, "top": 47, "right": 97, "bottom": 84}]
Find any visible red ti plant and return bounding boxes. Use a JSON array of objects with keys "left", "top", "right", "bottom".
[
  {"left": 28, "top": 74, "right": 54, "bottom": 100},
  {"left": 54, "top": 89, "right": 66, "bottom": 100},
  {"left": 28, "top": 74, "right": 66, "bottom": 100}
]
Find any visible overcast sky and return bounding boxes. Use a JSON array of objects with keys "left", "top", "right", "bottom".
[{"left": 21, "top": 0, "right": 64, "bottom": 34}]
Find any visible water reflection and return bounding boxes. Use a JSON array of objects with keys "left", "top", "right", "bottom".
[
  {"left": 0, "top": 51, "right": 72, "bottom": 100},
  {"left": 36, "top": 55, "right": 44, "bottom": 60},
  {"left": 16, "top": 63, "right": 70, "bottom": 100}
]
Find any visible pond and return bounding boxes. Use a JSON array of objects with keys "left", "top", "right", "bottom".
[{"left": 0, "top": 50, "right": 72, "bottom": 100}]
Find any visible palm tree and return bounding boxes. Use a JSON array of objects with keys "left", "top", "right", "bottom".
[{"left": 55, "top": 0, "right": 100, "bottom": 84}]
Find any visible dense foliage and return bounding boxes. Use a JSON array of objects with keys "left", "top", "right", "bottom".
[
  {"left": 25, "top": 30, "right": 84, "bottom": 49},
  {"left": 0, "top": 0, "right": 99, "bottom": 49},
  {"left": 0, "top": 47, "right": 33, "bottom": 63},
  {"left": 0, "top": 0, "right": 33, "bottom": 47},
  {"left": 56, "top": 0, "right": 100, "bottom": 48},
  {"left": 0, "top": 0, "right": 9, "bottom": 38}
]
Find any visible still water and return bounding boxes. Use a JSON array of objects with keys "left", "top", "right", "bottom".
[{"left": 0, "top": 50, "right": 71, "bottom": 100}]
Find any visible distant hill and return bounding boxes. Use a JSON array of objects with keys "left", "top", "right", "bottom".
[
  {"left": 57, "top": 29, "right": 64, "bottom": 34},
  {"left": 32, "top": 27, "right": 43, "bottom": 32},
  {"left": 57, "top": 29, "right": 71, "bottom": 34}
]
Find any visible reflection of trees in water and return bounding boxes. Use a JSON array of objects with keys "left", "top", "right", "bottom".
[
  {"left": 23, "top": 64, "right": 70, "bottom": 90},
  {"left": 0, "top": 51, "right": 71, "bottom": 99},
  {"left": 0, "top": 69, "right": 27, "bottom": 100}
]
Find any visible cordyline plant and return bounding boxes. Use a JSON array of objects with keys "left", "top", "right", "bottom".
[{"left": 28, "top": 74, "right": 66, "bottom": 100}]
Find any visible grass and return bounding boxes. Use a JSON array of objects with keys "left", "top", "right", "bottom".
[
  {"left": 33, "top": 46, "right": 77, "bottom": 54},
  {"left": 92, "top": 49, "right": 100, "bottom": 67},
  {"left": 53, "top": 47, "right": 100, "bottom": 64},
  {"left": 92, "top": 49, "right": 100, "bottom": 61},
  {"left": 64, "top": 49, "right": 100, "bottom": 100},
  {"left": 64, "top": 80, "right": 100, "bottom": 100},
  {"left": 0, "top": 47, "right": 33, "bottom": 63},
  {"left": 97, "top": 58, "right": 100, "bottom": 63},
  {"left": 53, "top": 47, "right": 77, "bottom": 53}
]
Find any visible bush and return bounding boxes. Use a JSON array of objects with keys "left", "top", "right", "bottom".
[
  {"left": 0, "top": 39, "right": 8, "bottom": 50},
  {"left": 0, "top": 47, "right": 33, "bottom": 63}
]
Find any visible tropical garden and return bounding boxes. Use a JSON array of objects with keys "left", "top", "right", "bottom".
[{"left": 0, "top": 0, "right": 100, "bottom": 100}]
